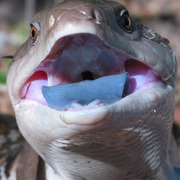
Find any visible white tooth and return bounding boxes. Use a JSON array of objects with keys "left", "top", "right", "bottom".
[
  {"left": 88, "top": 100, "right": 100, "bottom": 107},
  {"left": 71, "top": 102, "right": 83, "bottom": 108}
]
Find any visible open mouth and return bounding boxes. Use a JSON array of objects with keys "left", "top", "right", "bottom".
[{"left": 20, "top": 34, "right": 160, "bottom": 110}]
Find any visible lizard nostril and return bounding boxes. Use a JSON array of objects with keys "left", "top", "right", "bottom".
[
  {"left": 49, "top": 15, "right": 55, "bottom": 28},
  {"left": 91, "top": 9, "right": 102, "bottom": 23}
]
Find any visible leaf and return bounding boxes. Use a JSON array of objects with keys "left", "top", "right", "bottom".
[{"left": 0, "top": 71, "right": 6, "bottom": 84}]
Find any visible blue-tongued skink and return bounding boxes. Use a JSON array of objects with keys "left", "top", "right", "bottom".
[{"left": 4, "top": 0, "right": 179, "bottom": 179}]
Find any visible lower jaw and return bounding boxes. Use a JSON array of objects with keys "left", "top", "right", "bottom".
[{"left": 18, "top": 81, "right": 165, "bottom": 112}]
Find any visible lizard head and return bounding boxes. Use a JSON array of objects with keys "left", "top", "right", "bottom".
[{"left": 7, "top": 0, "right": 177, "bottom": 179}]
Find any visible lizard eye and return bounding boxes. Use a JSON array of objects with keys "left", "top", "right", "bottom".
[
  {"left": 116, "top": 10, "right": 132, "bottom": 33},
  {"left": 30, "top": 25, "right": 38, "bottom": 43},
  {"left": 30, "top": 22, "right": 40, "bottom": 44}
]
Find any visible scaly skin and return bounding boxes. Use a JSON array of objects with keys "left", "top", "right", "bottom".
[{"left": 7, "top": 0, "right": 177, "bottom": 179}]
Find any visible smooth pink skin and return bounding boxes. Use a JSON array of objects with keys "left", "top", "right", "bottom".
[
  {"left": 125, "top": 60, "right": 159, "bottom": 92},
  {"left": 20, "top": 71, "right": 48, "bottom": 105}
]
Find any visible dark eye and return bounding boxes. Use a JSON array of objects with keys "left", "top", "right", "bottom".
[
  {"left": 30, "top": 24, "right": 38, "bottom": 43},
  {"left": 116, "top": 10, "right": 132, "bottom": 33}
]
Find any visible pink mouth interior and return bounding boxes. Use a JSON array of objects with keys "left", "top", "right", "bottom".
[
  {"left": 125, "top": 60, "right": 159, "bottom": 94},
  {"left": 20, "top": 71, "right": 48, "bottom": 104},
  {"left": 20, "top": 34, "right": 160, "bottom": 107}
]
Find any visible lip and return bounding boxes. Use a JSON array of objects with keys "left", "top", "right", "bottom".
[{"left": 19, "top": 33, "right": 160, "bottom": 110}]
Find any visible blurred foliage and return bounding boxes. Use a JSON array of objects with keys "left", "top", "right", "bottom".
[
  {"left": 0, "top": 59, "right": 11, "bottom": 84},
  {"left": 0, "top": 22, "right": 28, "bottom": 85},
  {"left": 0, "top": 71, "right": 6, "bottom": 84},
  {"left": 13, "top": 21, "right": 29, "bottom": 36},
  {"left": 11, "top": 22, "right": 30, "bottom": 46}
]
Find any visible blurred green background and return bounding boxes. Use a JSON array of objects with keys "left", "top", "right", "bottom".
[{"left": 0, "top": 0, "right": 179, "bottom": 120}]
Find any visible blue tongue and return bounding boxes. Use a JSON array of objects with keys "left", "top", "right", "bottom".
[{"left": 42, "top": 72, "right": 128, "bottom": 110}]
